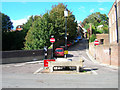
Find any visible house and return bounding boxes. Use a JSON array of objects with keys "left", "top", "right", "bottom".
[
  {"left": 108, "top": 0, "right": 120, "bottom": 66},
  {"left": 97, "top": 25, "right": 104, "bottom": 30},
  {"left": 108, "top": 0, "right": 120, "bottom": 44},
  {"left": 16, "top": 25, "right": 23, "bottom": 31},
  {"left": 77, "top": 23, "right": 87, "bottom": 38}
]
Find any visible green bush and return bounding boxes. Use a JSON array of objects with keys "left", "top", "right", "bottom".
[
  {"left": 96, "top": 29, "right": 103, "bottom": 34},
  {"left": 103, "top": 29, "right": 109, "bottom": 34},
  {"left": 48, "top": 46, "right": 52, "bottom": 49},
  {"left": 89, "top": 34, "right": 96, "bottom": 42}
]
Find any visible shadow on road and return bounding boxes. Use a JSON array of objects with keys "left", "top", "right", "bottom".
[
  {"left": 83, "top": 67, "right": 98, "bottom": 72},
  {"left": 68, "top": 39, "right": 89, "bottom": 51},
  {"left": 67, "top": 54, "right": 74, "bottom": 57}
]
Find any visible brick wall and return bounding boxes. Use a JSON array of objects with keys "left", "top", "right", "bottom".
[
  {"left": 96, "top": 34, "right": 109, "bottom": 45},
  {"left": 89, "top": 43, "right": 119, "bottom": 66},
  {"left": 110, "top": 45, "right": 118, "bottom": 66},
  {"left": 118, "top": 43, "right": 120, "bottom": 66}
]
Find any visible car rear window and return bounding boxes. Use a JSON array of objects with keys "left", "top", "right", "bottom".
[{"left": 55, "top": 49, "right": 63, "bottom": 52}]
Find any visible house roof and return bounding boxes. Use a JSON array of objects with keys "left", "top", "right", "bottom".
[
  {"left": 16, "top": 25, "right": 24, "bottom": 28},
  {"left": 97, "top": 25, "right": 103, "bottom": 28}
]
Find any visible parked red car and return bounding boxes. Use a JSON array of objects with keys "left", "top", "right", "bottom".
[
  {"left": 67, "top": 42, "right": 72, "bottom": 47},
  {"left": 54, "top": 48, "right": 64, "bottom": 57}
]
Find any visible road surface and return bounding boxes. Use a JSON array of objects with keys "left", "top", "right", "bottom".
[{"left": 2, "top": 39, "right": 118, "bottom": 88}]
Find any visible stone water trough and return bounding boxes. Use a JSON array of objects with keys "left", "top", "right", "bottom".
[{"left": 48, "top": 58, "right": 84, "bottom": 73}]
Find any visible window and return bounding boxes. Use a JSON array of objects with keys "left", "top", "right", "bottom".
[
  {"left": 55, "top": 49, "right": 63, "bottom": 52},
  {"left": 100, "top": 39, "right": 104, "bottom": 44}
]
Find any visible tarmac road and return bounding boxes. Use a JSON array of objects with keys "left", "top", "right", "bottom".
[{"left": 2, "top": 39, "right": 118, "bottom": 88}]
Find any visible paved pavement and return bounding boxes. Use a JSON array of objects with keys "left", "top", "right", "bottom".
[{"left": 2, "top": 39, "right": 118, "bottom": 88}]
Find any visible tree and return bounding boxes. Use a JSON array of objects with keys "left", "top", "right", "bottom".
[
  {"left": 2, "top": 31, "right": 25, "bottom": 51},
  {"left": 24, "top": 13, "right": 54, "bottom": 50},
  {"left": 22, "top": 15, "right": 34, "bottom": 35},
  {"left": 82, "top": 12, "right": 109, "bottom": 34},
  {"left": 24, "top": 3, "right": 77, "bottom": 50},
  {"left": 1, "top": 12, "right": 13, "bottom": 32},
  {"left": 49, "top": 3, "right": 77, "bottom": 40},
  {"left": 1, "top": 13, "right": 28, "bottom": 51}
]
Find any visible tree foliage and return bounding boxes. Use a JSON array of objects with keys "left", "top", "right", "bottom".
[
  {"left": 49, "top": 3, "right": 77, "bottom": 40},
  {"left": 24, "top": 3, "right": 77, "bottom": 50},
  {"left": 24, "top": 13, "right": 54, "bottom": 50},
  {"left": 22, "top": 16, "right": 34, "bottom": 34},
  {"left": 82, "top": 12, "right": 108, "bottom": 34},
  {"left": 2, "top": 31, "right": 25, "bottom": 51},
  {"left": 89, "top": 34, "right": 96, "bottom": 42},
  {"left": 2, "top": 12, "right": 29, "bottom": 51},
  {"left": 1, "top": 12, "right": 13, "bottom": 32}
]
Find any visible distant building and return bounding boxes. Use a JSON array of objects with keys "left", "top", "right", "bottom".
[
  {"left": 108, "top": 0, "right": 120, "bottom": 44},
  {"left": 10, "top": 29, "right": 15, "bottom": 32},
  {"left": 16, "top": 25, "right": 23, "bottom": 31},
  {"left": 96, "top": 34, "right": 109, "bottom": 45},
  {"left": 77, "top": 23, "right": 87, "bottom": 38},
  {"left": 97, "top": 25, "right": 104, "bottom": 30}
]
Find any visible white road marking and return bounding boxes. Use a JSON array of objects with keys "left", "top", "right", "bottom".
[
  {"left": 83, "top": 67, "right": 98, "bottom": 75},
  {"left": 33, "top": 67, "right": 44, "bottom": 74},
  {"left": 14, "top": 63, "right": 26, "bottom": 67},
  {"left": 26, "top": 61, "right": 43, "bottom": 64},
  {"left": 81, "top": 56, "right": 88, "bottom": 61},
  {"left": 91, "top": 70, "right": 98, "bottom": 75}
]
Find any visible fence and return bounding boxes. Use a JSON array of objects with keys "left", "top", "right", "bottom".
[{"left": 2, "top": 49, "right": 52, "bottom": 64}]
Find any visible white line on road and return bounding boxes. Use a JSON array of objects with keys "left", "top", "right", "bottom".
[
  {"left": 33, "top": 67, "right": 44, "bottom": 74},
  {"left": 83, "top": 68, "right": 98, "bottom": 75},
  {"left": 14, "top": 63, "right": 26, "bottom": 67},
  {"left": 26, "top": 61, "right": 44, "bottom": 64},
  {"left": 91, "top": 70, "right": 98, "bottom": 75},
  {"left": 81, "top": 56, "right": 88, "bottom": 61}
]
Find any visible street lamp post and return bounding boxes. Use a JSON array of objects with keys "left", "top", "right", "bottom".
[
  {"left": 51, "top": 35, "right": 54, "bottom": 59},
  {"left": 64, "top": 7, "right": 68, "bottom": 58}
]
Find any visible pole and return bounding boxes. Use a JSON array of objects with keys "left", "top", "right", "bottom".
[
  {"left": 108, "top": 17, "right": 111, "bottom": 65},
  {"left": 65, "top": 16, "right": 67, "bottom": 58},
  {"left": 115, "top": 3, "right": 119, "bottom": 43},
  {"left": 51, "top": 35, "right": 54, "bottom": 59},
  {"left": 85, "top": 36, "right": 88, "bottom": 49},
  {"left": 94, "top": 44, "right": 96, "bottom": 60},
  {"left": 44, "top": 46, "right": 47, "bottom": 59},
  {"left": 51, "top": 43, "right": 53, "bottom": 59}
]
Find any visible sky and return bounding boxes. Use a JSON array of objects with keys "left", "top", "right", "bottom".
[{"left": 1, "top": 0, "right": 114, "bottom": 29}]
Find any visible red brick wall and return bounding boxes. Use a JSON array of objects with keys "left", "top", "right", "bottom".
[
  {"left": 89, "top": 43, "right": 119, "bottom": 66},
  {"left": 110, "top": 45, "right": 118, "bottom": 66}
]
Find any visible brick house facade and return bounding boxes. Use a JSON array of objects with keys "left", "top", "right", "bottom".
[
  {"left": 108, "top": 0, "right": 120, "bottom": 66},
  {"left": 108, "top": 0, "right": 120, "bottom": 44}
]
